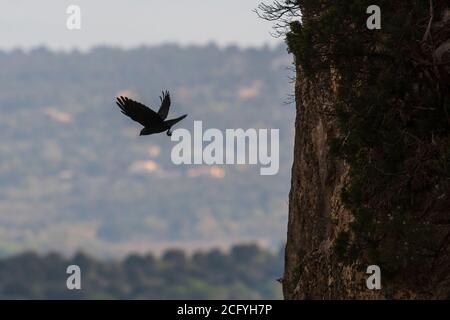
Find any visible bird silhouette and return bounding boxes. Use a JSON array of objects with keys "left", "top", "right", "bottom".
[{"left": 115, "top": 91, "right": 187, "bottom": 136}]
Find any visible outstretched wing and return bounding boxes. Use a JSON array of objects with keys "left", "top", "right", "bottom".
[
  {"left": 157, "top": 90, "right": 171, "bottom": 120},
  {"left": 116, "top": 96, "right": 160, "bottom": 127}
]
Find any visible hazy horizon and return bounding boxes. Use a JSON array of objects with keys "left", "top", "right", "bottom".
[
  {"left": 0, "top": 0, "right": 281, "bottom": 51},
  {"left": 0, "top": 41, "right": 286, "bottom": 54}
]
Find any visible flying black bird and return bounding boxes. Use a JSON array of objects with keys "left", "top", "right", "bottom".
[{"left": 115, "top": 91, "right": 187, "bottom": 136}]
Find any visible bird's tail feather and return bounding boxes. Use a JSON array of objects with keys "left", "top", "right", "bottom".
[{"left": 165, "top": 114, "right": 187, "bottom": 127}]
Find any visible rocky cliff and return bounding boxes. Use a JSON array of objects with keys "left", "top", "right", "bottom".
[
  {"left": 283, "top": 60, "right": 380, "bottom": 300},
  {"left": 283, "top": 1, "right": 450, "bottom": 299}
]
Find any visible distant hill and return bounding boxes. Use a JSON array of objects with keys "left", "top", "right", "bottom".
[{"left": 0, "top": 44, "right": 294, "bottom": 257}]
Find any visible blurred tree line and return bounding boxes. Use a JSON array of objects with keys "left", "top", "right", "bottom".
[{"left": 0, "top": 244, "right": 283, "bottom": 299}]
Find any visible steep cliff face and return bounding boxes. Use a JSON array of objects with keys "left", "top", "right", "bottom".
[
  {"left": 283, "top": 65, "right": 379, "bottom": 299},
  {"left": 283, "top": 1, "right": 450, "bottom": 299}
]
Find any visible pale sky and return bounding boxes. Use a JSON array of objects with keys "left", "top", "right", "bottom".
[{"left": 0, "top": 0, "right": 281, "bottom": 51}]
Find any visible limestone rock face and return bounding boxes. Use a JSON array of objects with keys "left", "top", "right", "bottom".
[
  {"left": 283, "top": 65, "right": 379, "bottom": 299},
  {"left": 283, "top": 3, "right": 450, "bottom": 299},
  {"left": 283, "top": 66, "right": 414, "bottom": 299}
]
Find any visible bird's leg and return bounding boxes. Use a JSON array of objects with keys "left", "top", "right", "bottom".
[{"left": 166, "top": 129, "right": 172, "bottom": 136}]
